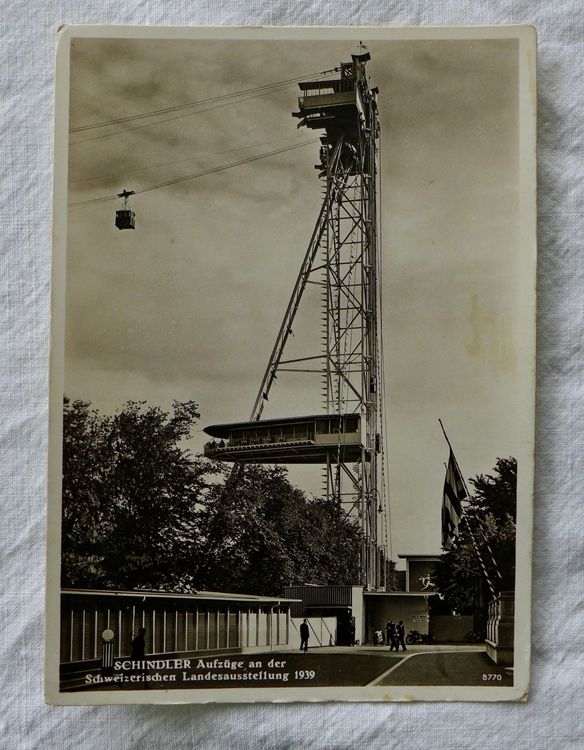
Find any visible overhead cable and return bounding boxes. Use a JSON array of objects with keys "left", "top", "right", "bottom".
[
  {"left": 70, "top": 134, "right": 309, "bottom": 185},
  {"left": 70, "top": 87, "right": 300, "bottom": 146},
  {"left": 70, "top": 139, "right": 318, "bottom": 208},
  {"left": 70, "top": 67, "right": 339, "bottom": 138}
]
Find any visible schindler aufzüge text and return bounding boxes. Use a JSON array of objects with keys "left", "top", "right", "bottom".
[{"left": 84, "top": 657, "right": 317, "bottom": 685}]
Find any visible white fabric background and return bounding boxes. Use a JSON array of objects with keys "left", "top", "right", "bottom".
[{"left": 0, "top": 1, "right": 581, "bottom": 748}]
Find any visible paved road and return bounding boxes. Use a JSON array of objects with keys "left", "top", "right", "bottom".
[
  {"left": 72, "top": 644, "right": 513, "bottom": 691},
  {"left": 370, "top": 649, "right": 512, "bottom": 687},
  {"left": 174, "top": 650, "right": 403, "bottom": 688}
]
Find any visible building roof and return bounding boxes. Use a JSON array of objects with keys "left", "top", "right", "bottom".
[
  {"left": 363, "top": 591, "right": 438, "bottom": 597},
  {"left": 61, "top": 588, "right": 300, "bottom": 604},
  {"left": 305, "top": 604, "right": 352, "bottom": 610}
]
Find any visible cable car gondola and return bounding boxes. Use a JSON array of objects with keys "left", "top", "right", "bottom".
[{"left": 115, "top": 189, "right": 136, "bottom": 230}]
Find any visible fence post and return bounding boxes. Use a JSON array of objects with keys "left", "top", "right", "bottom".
[
  {"left": 101, "top": 628, "right": 115, "bottom": 676},
  {"left": 485, "top": 591, "right": 514, "bottom": 666}
]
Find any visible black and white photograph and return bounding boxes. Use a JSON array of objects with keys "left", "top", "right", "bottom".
[{"left": 46, "top": 25, "right": 536, "bottom": 704}]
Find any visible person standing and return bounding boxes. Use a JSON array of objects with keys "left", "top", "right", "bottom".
[
  {"left": 386, "top": 619, "right": 397, "bottom": 651},
  {"left": 396, "top": 620, "right": 407, "bottom": 652},
  {"left": 300, "top": 619, "right": 310, "bottom": 652},
  {"left": 130, "top": 627, "right": 148, "bottom": 686},
  {"left": 348, "top": 617, "right": 356, "bottom": 647},
  {"left": 131, "top": 627, "right": 146, "bottom": 659}
]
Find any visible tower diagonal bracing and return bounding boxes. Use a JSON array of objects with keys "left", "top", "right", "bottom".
[{"left": 204, "top": 54, "right": 389, "bottom": 590}]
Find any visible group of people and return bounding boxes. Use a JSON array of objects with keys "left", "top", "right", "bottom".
[{"left": 385, "top": 619, "right": 407, "bottom": 651}]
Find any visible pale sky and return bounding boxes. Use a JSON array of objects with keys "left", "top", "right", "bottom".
[{"left": 64, "top": 34, "right": 521, "bottom": 560}]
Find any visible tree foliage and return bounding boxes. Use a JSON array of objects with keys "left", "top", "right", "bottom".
[
  {"left": 62, "top": 397, "right": 214, "bottom": 591},
  {"left": 197, "top": 464, "right": 361, "bottom": 595},
  {"left": 61, "top": 397, "right": 361, "bottom": 596},
  {"left": 432, "top": 457, "right": 517, "bottom": 616},
  {"left": 385, "top": 559, "right": 400, "bottom": 592}
]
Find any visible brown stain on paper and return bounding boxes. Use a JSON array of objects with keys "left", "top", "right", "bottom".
[{"left": 465, "top": 294, "right": 516, "bottom": 377}]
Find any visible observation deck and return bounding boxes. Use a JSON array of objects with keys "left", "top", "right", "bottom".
[
  {"left": 203, "top": 414, "right": 366, "bottom": 464},
  {"left": 292, "top": 52, "right": 377, "bottom": 146}
]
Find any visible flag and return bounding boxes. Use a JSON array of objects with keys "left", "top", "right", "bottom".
[{"left": 442, "top": 450, "right": 468, "bottom": 550}]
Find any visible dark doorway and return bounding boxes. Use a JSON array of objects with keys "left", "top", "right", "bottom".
[{"left": 336, "top": 610, "right": 355, "bottom": 646}]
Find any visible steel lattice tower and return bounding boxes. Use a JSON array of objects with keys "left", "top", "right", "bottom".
[
  {"left": 298, "top": 54, "right": 382, "bottom": 589},
  {"left": 205, "top": 53, "right": 388, "bottom": 590}
]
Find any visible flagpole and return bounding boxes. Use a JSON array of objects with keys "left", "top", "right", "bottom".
[
  {"left": 439, "top": 418, "right": 503, "bottom": 581},
  {"left": 438, "top": 418, "right": 499, "bottom": 597},
  {"left": 438, "top": 418, "right": 472, "bottom": 499},
  {"left": 438, "top": 418, "right": 452, "bottom": 451}
]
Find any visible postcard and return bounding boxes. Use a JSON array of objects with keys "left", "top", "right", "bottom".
[{"left": 46, "top": 24, "right": 536, "bottom": 704}]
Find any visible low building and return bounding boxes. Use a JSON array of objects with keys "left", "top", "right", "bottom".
[
  {"left": 363, "top": 554, "right": 438, "bottom": 641},
  {"left": 284, "top": 560, "right": 445, "bottom": 646},
  {"left": 283, "top": 585, "right": 364, "bottom": 646},
  {"left": 399, "top": 553, "right": 440, "bottom": 594},
  {"left": 364, "top": 590, "right": 438, "bottom": 640},
  {"left": 60, "top": 588, "right": 299, "bottom": 668},
  {"left": 365, "top": 553, "right": 474, "bottom": 643}
]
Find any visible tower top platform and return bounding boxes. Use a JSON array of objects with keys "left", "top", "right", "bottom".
[{"left": 292, "top": 53, "right": 378, "bottom": 142}]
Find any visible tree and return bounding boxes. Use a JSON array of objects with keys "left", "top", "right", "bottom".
[
  {"left": 470, "top": 457, "right": 517, "bottom": 525},
  {"left": 432, "top": 457, "right": 517, "bottom": 622},
  {"left": 468, "top": 457, "right": 517, "bottom": 593},
  {"left": 62, "top": 398, "right": 362, "bottom": 596},
  {"left": 62, "top": 397, "right": 217, "bottom": 590},
  {"left": 385, "top": 559, "right": 400, "bottom": 592},
  {"left": 197, "top": 464, "right": 362, "bottom": 596},
  {"left": 61, "top": 397, "right": 115, "bottom": 587}
]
